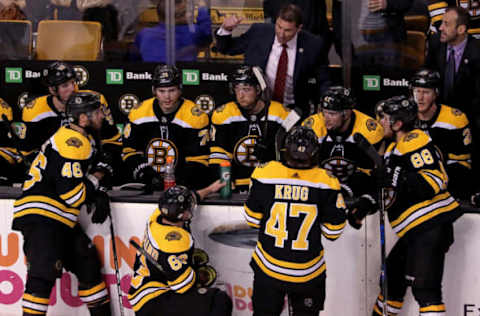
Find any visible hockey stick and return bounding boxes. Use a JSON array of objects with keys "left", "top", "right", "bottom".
[
  {"left": 130, "top": 239, "right": 165, "bottom": 272},
  {"left": 108, "top": 213, "right": 126, "bottom": 316},
  {"left": 353, "top": 132, "right": 388, "bottom": 316}
]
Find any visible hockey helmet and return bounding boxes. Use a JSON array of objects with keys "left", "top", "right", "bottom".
[
  {"left": 229, "top": 65, "right": 270, "bottom": 100},
  {"left": 65, "top": 92, "right": 102, "bottom": 124},
  {"left": 158, "top": 185, "right": 197, "bottom": 222},
  {"left": 409, "top": 69, "right": 441, "bottom": 94},
  {"left": 382, "top": 95, "right": 418, "bottom": 129},
  {"left": 320, "top": 86, "right": 355, "bottom": 112},
  {"left": 152, "top": 64, "right": 182, "bottom": 88},
  {"left": 283, "top": 126, "right": 319, "bottom": 168},
  {"left": 43, "top": 61, "right": 77, "bottom": 87}
]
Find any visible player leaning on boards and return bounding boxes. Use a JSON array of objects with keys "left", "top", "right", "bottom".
[
  {"left": 244, "top": 126, "right": 347, "bottom": 316},
  {"left": 128, "top": 185, "right": 232, "bottom": 316},
  {"left": 365, "top": 96, "right": 461, "bottom": 316},
  {"left": 12, "top": 92, "right": 113, "bottom": 316}
]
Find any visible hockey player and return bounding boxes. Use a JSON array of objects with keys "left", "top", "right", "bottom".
[
  {"left": 302, "top": 86, "right": 384, "bottom": 229},
  {"left": 18, "top": 61, "right": 121, "bottom": 184},
  {"left": 410, "top": 68, "right": 473, "bottom": 199},
  {"left": 122, "top": 64, "right": 214, "bottom": 191},
  {"left": 371, "top": 95, "right": 461, "bottom": 316},
  {"left": 0, "top": 97, "right": 27, "bottom": 184},
  {"left": 244, "top": 126, "right": 347, "bottom": 316},
  {"left": 128, "top": 185, "right": 232, "bottom": 316},
  {"left": 209, "top": 65, "right": 300, "bottom": 192},
  {"left": 12, "top": 92, "right": 113, "bottom": 316}
]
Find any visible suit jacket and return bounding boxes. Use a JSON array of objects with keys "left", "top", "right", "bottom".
[
  {"left": 215, "top": 23, "right": 330, "bottom": 117},
  {"left": 425, "top": 34, "right": 480, "bottom": 122}
]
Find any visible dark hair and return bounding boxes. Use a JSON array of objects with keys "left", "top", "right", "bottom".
[
  {"left": 277, "top": 4, "right": 303, "bottom": 27},
  {"left": 446, "top": 6, "right": 470, "bottom": 28}
]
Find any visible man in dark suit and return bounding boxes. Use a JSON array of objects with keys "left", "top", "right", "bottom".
[
  {"left": 425, "top": 6, "right": 480, "bottom": 191},
  {"left": 215, "top": 4, "right": 330, "bottom": 118}
]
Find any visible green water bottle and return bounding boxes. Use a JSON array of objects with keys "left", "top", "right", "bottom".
[{"left": 219, "top": 161, "right": 232, "bottom": 199}]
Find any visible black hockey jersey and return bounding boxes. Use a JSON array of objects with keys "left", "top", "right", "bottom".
[
  {"left": 384, "top": 129, "right": 460, "bottom": 239},
  {"left": 209, "top": 101, "right": 298, "bottom": 189},
  {"left": 18, "top": 91, "right": 120, "bottom": 159},
  {"left": 0, "top": 98, "right": 22, "bottom": 165},
  {"left": 244, "top": 161, "right": 346, "bottom": 285},
  {"left": 428, "top": 0, "right": 480, "bottom": 36},
  {"left": 12, "top": 127, "right": 96, "bottom": 230},
  {"left": 122, "top": 97, "right": 211, "bottom": 189},
  {"left": 302, "top": 110, "right": 384, "bottom": 198},
  {"left": 417, "top": 104, "right": 472, "bottom": 198},
  {"left": 128, "top": 208, "right": 196, "bottom": 312}
]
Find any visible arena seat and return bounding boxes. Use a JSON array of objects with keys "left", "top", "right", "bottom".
[
  {"left": 36, "top": 20, "right": 102, "bottom": 61},
  {"left": 0, "top": 20, "right": 32, "bottom": 60},
  {"left": 405, "top": 15, "right": 429, "bottom": 33}
]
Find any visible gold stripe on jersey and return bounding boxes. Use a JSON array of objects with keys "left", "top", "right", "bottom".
[
  {"left": 59, "top": 182, "right": 86, "bottom": 207},
  {"left": 13, "top": 195, "right": 80, "bottom": 227},
  {"left": 167, "top": 267, "right": 196, "bottom": 293},
  {"left": 235, "top": 178, "right": 251, "bottom": 186},
  {"left": 78, "top": 281, "right": 109, "bottom": 305},
  {"left": 209, "top": 146, "right": 233, "bottom": 165},
  {"left": 243, "top": 204, "right": 263, "bottom": 228},
  {"left": 128, "top": 281, "right": 169, "bottom": 312},
  {"left": 321, "top": 222, "right": 346, "bottom": 240},
  {"left": 22, "top": 293, "right": 49, "bottom": 315},
  {"left": 448, "top": 153, "right": 472, "bottom": 168},
  {"left": 252, "top": 242, "right": 326, "bottom": 283},
  {"left": 0, "top": 148, "right": 18, "bottom": 164},
  {"left": 419, "top": 169, "right": 447, "bottom": 194},
  {"left": 185, "top": 155, "right": 209, "bottom": 166},
  {"left": 147, "top": 221, "right": 193, "bottom": 254},
  {"left": 121, "top": 147, "right": 142, "bottom": 161},
  {"left": 419, "top": 304, "right": 446, "bottom": 313},
  {"left": 373, "top": 294, "right": 403, "bottom": 315},
  {"left": 394, "top": 130, "right": 431, "bottom": 155},
  {"left": 252, "top": 161, "right": 340, "bottom": 191},
  {"left": 391, "top": 192, "right": 458, "bottom": 237},
  {"left": 51, "top": 127, "right": 93, "bottom": 160},
  {"left": 468, "top": 27, "right": 480, "bottom": 34},
  {"left": 101, "top": 132, "right": 122, "bottom": 146}
]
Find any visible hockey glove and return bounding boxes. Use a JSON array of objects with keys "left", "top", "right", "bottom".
[
  {"left": 92, "top": 151, "right": 114, "bottom": 188},
  {"left": 347, "top": 195, "right": 376, "bottom": 230},
  {"left": 253, "top": 140, "right": 269, "bottom": 163},
  {"left": 192, "top": 248, "right": 209, "bottom": 268},
  {"left": 91, "top": 186, "right": 111, "bottom": 224},
  {"left": 472, "top": 192, "right": 480, "bottom": 208},
  {"left": 196, "top": 265, "right": 217, "bottom": 288},
  {"left": 134, "top": 163, "right": 163, "bottom": 194}
]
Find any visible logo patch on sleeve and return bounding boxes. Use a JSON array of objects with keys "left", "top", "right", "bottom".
[
  {"left": 66, "top": 137, "right": 83, "bottom": 148},
  {"left": 165, "top": 231, "right": 182, "bottom": 241}
]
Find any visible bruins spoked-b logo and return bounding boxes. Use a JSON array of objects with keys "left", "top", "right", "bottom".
[
  {"left": 234, "top": 135, "right": 259, "bottom": 168},
  {"left": 195, "top": 94, "right": 215, "bottom": 115},
  {"left": 321, "top": 157, "right": 356, "bottom": 183},
  {"left": 118, "top": 93, "right": 140, "bottom": 116},
  {"left": 73, "top": 65, "right": 89, "bottom": 87},
  {"left": 146, "top": 138, "right": 178, "bottom": 173}
]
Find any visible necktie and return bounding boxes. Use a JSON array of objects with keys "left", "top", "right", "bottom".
[
  {"left": 273, "top": 44, "right": 288, "bottom": 103},
  {"left": 443, "top": 48, "right": 455, "bottom": 100}
]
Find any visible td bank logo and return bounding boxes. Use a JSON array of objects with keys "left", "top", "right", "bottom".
[
  {"left": 106, "top": 69, "right": 124, "bottom": 85},
  {"left": 182, "top": 69, "right": 199, "bottom": 85},
  {"left": 363, "top": 75, "right": 380, "bottom": 91},
  {"left": 5, "top": 68, "right": 22, "bottom": 83}
]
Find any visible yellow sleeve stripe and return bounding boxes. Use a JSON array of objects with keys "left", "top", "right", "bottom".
[
  {"left": 101, "top": 133, "right": 121, "bottom": 143},
  {"left": 419, "top": 169, "right": 446, "bottom": 194},
  {"left": 186, "top": 155, "right": 209, "bottom": 166},
  {"left": 428, "top": 2, "right": 447, "bottom": 11},
  {"left": 78, "top": 281, "right": 106, "bottom": 297},
  {"left": 356, "top": 167, "right": 372, "bottom": 176},
  {"left": 14, "top": 195, "right": 80, "bottom": 215},
  {"left": 244, "top": 204, "right": 263, "bottom": 219},
  {"left": 22, "top": 308, "right": 46, "bottom": 315},
  {"left": 23, "top": 293, "right": 49, "bottom": 304},
  {"left": 60, "top": 182, "right": 85, "bottom": 200},
  {"left": 323, "top": 222, "right": 346, "bottom": 231},
  {"left": 209, "top": 158, "right": 229, "bottom": 165},
  {"left": 210, "top": 146, "right": 232, "bottom": 156},
  {"left": 168, "top": 267, "right": 196, "bottom": 293},
  {"left": 448, "top": 153, "right": 471, "bottom": 161},
  {"left": 235, "top": 178, "right": 251, "bottom": 186},
  {"left": 458, "top": 161, "right": 472, "bottom": 169},
  {"left": 0, "top": 150, "right": 16, "bottom": 164},
  {"left": 419, "top": 304, "right": 446, "bottom": 312},
  {"left": 322, "top": 232, "right": 341, "bottom": 240}
]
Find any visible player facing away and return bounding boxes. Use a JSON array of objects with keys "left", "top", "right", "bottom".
[{"left": 244, "top": 126, "right": 347, "bottom": 316}]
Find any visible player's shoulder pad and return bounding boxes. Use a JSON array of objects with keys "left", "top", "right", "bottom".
[
  {"left": 128, "top": 97, "right": 156, "bottom": 124},
  {"left": 174, "top": 99, "right": 209, "bottom": 129},
  {"left": 211, "top": 101, "right": 242, "bottom": 125},
  {"left": 51, "top": 127, "right": 93, "bottom": 160},
  {"left": 251, "top": 160, "right": 278, "bottom": 180},
  {"left": 302, "top": 113, "right": 327, "bottom": 138},
  {"left": 267, "top": 101, "right": 291, "bottom": 120},
  {"left": 78, "top": 89, "right": 108, "bottom": 107},
  {"left": 352, "top": 110, "right": 384, "bottom": 145},
  {"left": 149, "top": 220, "right": 193, "bottom": 254},
  {"left": 436, "top": 104, "right": 469, "bottom": 129},
  {"left": 0, "top": 98, "right": 12, "bottom": 121},
  {"left": 396, "top": 129, "right": 431, "bottom": 155},
  {"left": 22, "top": 95, "right": 52, "bottom": 122}
]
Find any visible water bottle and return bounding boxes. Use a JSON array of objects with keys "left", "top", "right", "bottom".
[
  {"left": 164, "top": 156, "right": 176, "bottom": 190},
  {"left": 219, "top": 161, "right": 232, "bottom": 199}
]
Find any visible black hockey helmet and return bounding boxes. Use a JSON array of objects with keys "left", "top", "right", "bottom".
[
  {"left": 158, "top": 185, "right": 197, "bottom": 222},
  {"left": 409, "top": 68, "right": 441, "bottom": 94},
  {"left": 283, "top": 126, "right": 319, "bottom": 168},
  {"left": 43, "top": 61, "right": 77, "bottom": 87},
  {"left": 320, "top": 86, "right": 355, "bottom": 112},
  {"left": 229, "top": 65, "right": 270, "bottom": 100},
  {"left": 65, "top": 92, "right": 102, "bottom": 124},
  {"left": 375, "top": 99, "right": 388, "bottom": 121},
  {"left": 152, "top": 64, "right": 182, "bottom": 88},
  {"left": 382, "top": 95, "right": 418, "bottom": 130}
]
